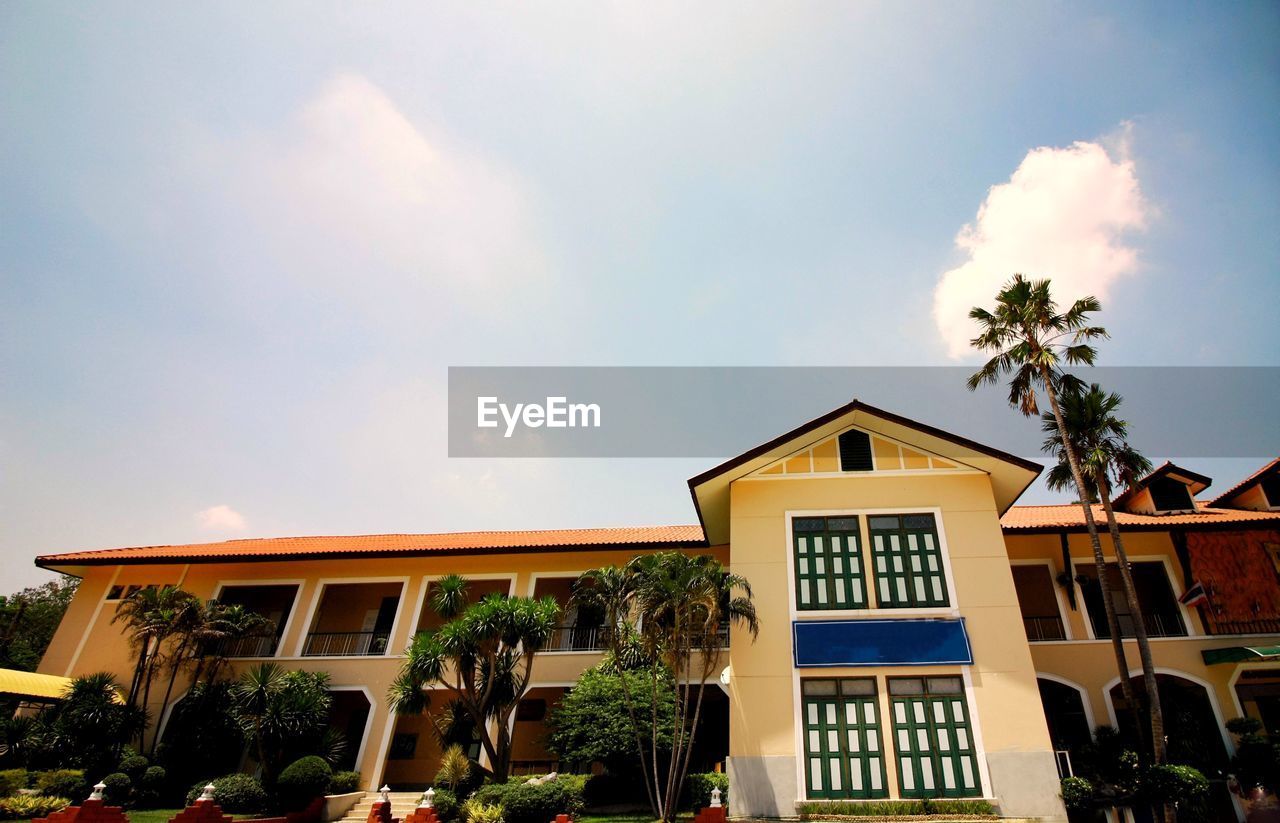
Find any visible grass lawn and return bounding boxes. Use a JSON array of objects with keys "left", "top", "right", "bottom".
[{"left": 118, "top": 810, "right": 258, "bottom": 823}]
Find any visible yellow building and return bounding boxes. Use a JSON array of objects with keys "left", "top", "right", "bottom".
[{"left": 33, "top": 401, "right": 1280, "bottom": 821}]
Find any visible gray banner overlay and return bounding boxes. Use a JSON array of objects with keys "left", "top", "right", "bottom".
[{"left": 447, "top": 367, "right": 1278, "bottom": 459}]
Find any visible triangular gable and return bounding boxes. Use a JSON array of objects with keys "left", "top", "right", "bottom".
[
  {"left": 751, "top": 426, "right": 974, "bottom": 477},
  {"left": 687, "top": 399, "right": 1042, "bottom": 545}
]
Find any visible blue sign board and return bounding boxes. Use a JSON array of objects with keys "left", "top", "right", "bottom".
[{"left": 792, "top": 618, "right": 973, "bottom": 667}]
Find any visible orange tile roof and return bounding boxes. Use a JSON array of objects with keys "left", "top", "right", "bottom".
[
  {"left": 1001, "top": 502, "right": 1280, "bottom": 532},
  {"left": 1208, "top": 457, "right": 1280, "bottom": 507},
  {"left": 36, "top": 525, "right": 708, "bottom": 568}
]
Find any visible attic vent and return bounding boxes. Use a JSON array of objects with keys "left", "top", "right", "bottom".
[
  {"left": 838, "top": 430, "right": 874, "bottom": 472},
  {"left": 1149, "top": 476, "right": 1195, "bottom": 512},
  {"left": 1262, "top": 475, "right": 1280, "bottom": 507}
]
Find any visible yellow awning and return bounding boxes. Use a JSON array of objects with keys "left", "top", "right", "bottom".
[{"left": 0, "top": 668, "right": 76, "bottom": 700}]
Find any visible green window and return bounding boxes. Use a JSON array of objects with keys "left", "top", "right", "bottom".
[
  {"left": 801, "top": 679, "right": 887, "bottom": 799},
  {"left": 793, "top": 517, "right": 867, "bottom": 611},
  {"left": 868, "top": 514, "right": 948, "bottom": 608},
  {"left": 889, "top": 677, "right": 980, "bottom": 798}
]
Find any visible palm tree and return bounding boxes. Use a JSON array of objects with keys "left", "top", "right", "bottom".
[
  {"left": 232, "top": 662, "right": 334, "bottom": 783},
  {"left": 966, "top": 274, "right": 1144, "bottom": 750},
  {"left": 573, "top": 552, "right": 757, "bottom": 823},
  {"left": 112, "top": 585, "right": 196, "bottom": 733},
  {"left": 1041, "top": 382, "right": 1167, "bottom": 765},
  {"left": 388, "top": 585, "right": 561, "bottom": 782},
  {"left": 150, "top": 599, "right": 273, "bottom": 755}
]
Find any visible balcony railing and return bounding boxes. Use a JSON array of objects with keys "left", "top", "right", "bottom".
[
  {"left": 1206, "top": 617, "right": 1280, "bottom": 636},
  {"left": 302, "top": 631, "right": 391, "bottom": 657},
  {"left": 543, "top": 622, "right": 731, "bottom": 652},
  {"left": 215, "top": 633, "right": 280, "bottom": 658},
  {"left": 1094, "top": 612, "right": 1187, "bottom": 639},
  {"left": 1023, "top": 616, "right": 1067, "bottom": 642},
  {"left": 547, "top": 624, "right": 609, "bottom": 652}
]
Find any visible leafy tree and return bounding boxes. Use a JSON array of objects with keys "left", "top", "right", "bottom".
[
  {"left": 231, "top": 663, "right": 337, "bottom": 784},
  {"left": 387, "top": 575, "right": 560, "bottom": 782},
  {"left": 966, "top": 275, "right": 1148, "bottom": 759},
  {"left": 151, "top": 599, "right": 272, "bottom": 755},
  {"left": 1040, "top": 382, "right": 1167, "bottom": 770},
  {"left": 154, "top": 681, "right": 245, "bottom": 787},
  {"left": 572, "top": 552, "right": 756, "bottom": 823},
  {"left": 111, "top": 586, "right": 196, "bottom": 734},
  {"left": 0, "top": 576, "right": 79, "bottom": 672},
  {"left": 21, "top": 673, "right": 145, "bottom": 776},
  {"left": 548, "top": 665, "right": 676, "bottom": 773}
]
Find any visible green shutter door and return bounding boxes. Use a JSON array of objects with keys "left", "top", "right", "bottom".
[
  {"left": 801, "top": 681, "right": 887, "bottom": 799},
  {"left": 869, "top": 515, "right": 948, "bottom": 608},
  {"left": 891, "top": 686, "right": 980, "bottom": 798},
  {"left": 794, "top": 520, "right": 867, "bottom": 611}
]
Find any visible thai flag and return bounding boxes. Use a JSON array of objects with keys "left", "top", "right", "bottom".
[{"left": 1179, "top": 580, "right": 1209, "bottom": 608}]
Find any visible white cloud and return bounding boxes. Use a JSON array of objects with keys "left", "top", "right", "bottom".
[
  {"left": 196, "top": 504, "right": 247, "bottom": 532},
  {"left": 932, "top": 129, "right": 1149, "bottom": 358},
  {"left": 210, "top": 72, "right": 548, "bottom": 315}
]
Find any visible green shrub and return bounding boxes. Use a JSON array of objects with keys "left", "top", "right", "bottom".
[
  {"left": 35, "top": 769, "right": 89, "bottom": 802},
  {"left": 1060, "top": 776, "right": 1095, "bottom": 811},
  {"left": 471, "top": 782, "right": 517, "bottom": 807},
  {"left": 923, "top": 798, "right": 996, "bottom": 815},
  {"left": 117, "top": 755, "right": 150, "bottom": 782},
  {"left": 461, "top": 798, "right": 503, "bottom": 823},
  {"left": 1137, "top": 764, "right": 1209, "bottom": 806},
  {"left": 277, "top": 756, "right": 332, "bottom": 811},
  {"left": 134, "top": 766, "right": 168, "bottom": 809},
  {"left": 497, "top": 776, "right": 585, "bottom": 823},
  {"left": 328, "top": 770, "right": 362, "bottom": 794},
  {"left": 797, "top": 798, "right": 994, "bottom": 817},
  {"left": 101, "top": 772, "right": 132, "bottom": 805},
  {"left": 431, "top": 788, "right": 460, "bottom": 823},
  {"left": 186, "top": 774, "right": 269, "bottom": 814},
  {"left": 683, "top": 772, "right": 728, "bottom": 811},
  {"left": 0, "top": 794, "right": 71, "bottom": 820},
  {"left": 1227, "top": 716, "right": 1264, "bottom": 736},
  {"left": 0, "top": 769, "right": 29, "bottom": 797}
]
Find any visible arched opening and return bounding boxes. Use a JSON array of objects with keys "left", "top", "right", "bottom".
[
  {"left": 329, "top": 689, "right": 374, "bottom": 772},
  {"left": 1037, "top": 677, "right": 1092, "bottom": 754},
  {"left": 1107, "top": 673, "right": 1228, "bottom": 773}
]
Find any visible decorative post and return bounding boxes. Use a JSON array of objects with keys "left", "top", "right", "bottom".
[
  {"left": 380, "top": 786, "right": 391, "bottom": 804},
  {"left": 710, "top": 788, "right": 722, "bottom": 808},
  {"left": 89, "top": 783, "right": 106, "bottom": 802},
  {"left": 422, "top": 788, "right": 435, "bottom": 809},
  {"left": 200, "top": 784, "right": 217, "bottom": 803}
]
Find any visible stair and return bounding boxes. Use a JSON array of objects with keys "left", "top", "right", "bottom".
[{"left": 339, "top": 792, "right": 424, "bottom": 823}]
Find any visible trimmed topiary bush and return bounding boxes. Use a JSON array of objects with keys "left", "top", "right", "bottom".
[
  {"left": 36, "top": 769, "right": 89, "bottom": 802},
  {"left": 431, "top": 788, "right": 460, "bottom": 823},
  {"left": 186, "top": 774, "right": 269, "bottom": 814},
  {"left": 0, "top": 769, "right": 29, "bottom": 797},
  {"left": 117, "top": 755, "right": 150, "bottom": 782},
  {"left": 1137, "top": 764, "right": 1209, "bottom": 807},
  {"left": 328, "top": 770, "right": 361, "bottom": 794},
  {"left": 101, "top": 772, "right": 132, "bottom": 806},
  {"left": 683, "top": 772, "right": 728, "bottom": 812},
  {"left": 277, "top": 756, "right": 332, "bottom": 812},
  {"left": 1060, "top": 776, "right": 1095, "bottom": 811},
  {"left": 0, "top": 794, "right": 71, "bottom": 820},
  {"left": 135, "top": 766, "right": 169, "bottom": 809},
  {"left": 497, "top": 776, "right": 585, "bottom": 823}
]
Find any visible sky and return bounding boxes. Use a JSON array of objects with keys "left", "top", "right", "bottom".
[{"left": 2, "top": 2, "right": 1278, "bottom": 588}]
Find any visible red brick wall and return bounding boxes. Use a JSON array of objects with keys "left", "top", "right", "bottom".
[{"left": 1187, "top": 529, "right": 1280, "bottom": 632}]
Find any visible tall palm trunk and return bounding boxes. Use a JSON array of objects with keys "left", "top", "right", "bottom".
[
  {"left": 1042, "top": 372, "right": 1143, "bottom": 732},
  {"left": 1097, "top": 476, "right": 1167, "bottom": 763}
]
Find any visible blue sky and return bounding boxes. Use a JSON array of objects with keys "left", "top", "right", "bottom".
[{"left": 2, "top": 2, "right": 1278, "bottom": 587}]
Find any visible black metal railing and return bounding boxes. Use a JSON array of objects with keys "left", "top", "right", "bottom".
[
  {"left": 1094, "top": 612, "right": 1187, "bottom": 639},
  {"left": 1023, "top": 616, "right": 1067, "bottom": 642},
  {"left": 215, "top": 634, "right": 280, "bottom": 658},
  {"left": 543, "top": 622, "right": 731, "bottom": 653},
  {"left": 1206, "top": 617, "right": 1280, "bottom": 636},
  {"left": 302, "top": 631, "right": 391, "bottom": 657}
]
